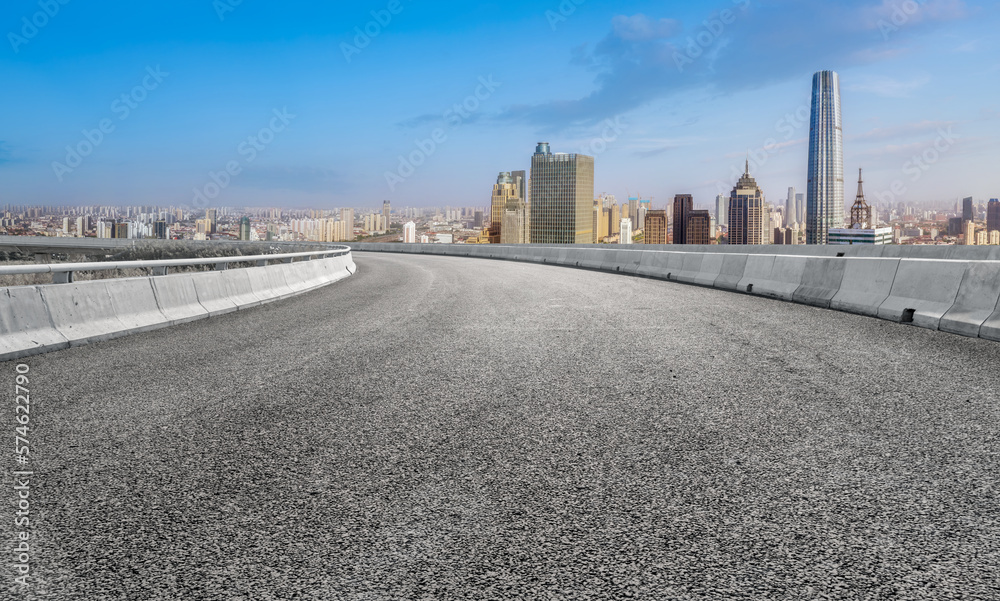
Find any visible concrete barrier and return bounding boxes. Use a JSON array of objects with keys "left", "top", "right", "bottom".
[
  {"left": 830, "top": 258, "right": 900, "bottom": 317},
  {"left": 674, "top": 253, "right": 705, "bottom": 285},
  {"left": 713, "top": 254, "right": 749, "bottom": 291},
  {"left": 107, "top": 278, "right": 169, "bottom": 334},
  {"left": 152, "top": 274, "right": 209, "bottom": 325},
  {"left": 0, "top": 286, "right": 69, "bottom": 360},
  {"left": 40, "top": 280, "right": 129, "bottom": 345},
  {"left": 692, "top": 253, "right": 725, "bottom": 287},
  {"left": 938, "top": 262, "right": 1000, "bottom": 338},
  {"left": 247, "top": 264, "right": 295, "bottom": 303},
  {"left": 981, "top": 306, "right": 1000, "bottom": 342},
  {"left": 792, "top": 257, "right": 847, "bottom": 308},
  {"left": 877, "top": 259, "right": 966, "bottom": 330}
]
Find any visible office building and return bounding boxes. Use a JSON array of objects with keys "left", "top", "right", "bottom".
[
  {"left": 382, "top": 200, "right": 391, "bottom": 225},
  {"left": 828, "top": 228, "right": 892, "bottom": 245},
  {"left": 786, "top": 187, "right": 796, "bottom": 227},
  {"left": 154, "top": 220, "right": 168, "bottom": 239},
  {"left": 715, "top": 194, "right": 728, "bottom": 228},
  {"left": 403, "top": 221, "right": 416, "bottom": 243},
  {"left": 672, "top": 194, "right": 693, "bottom": 244},
  {"left": 987, "top": 199, "right": 1000, "bottom": 233},
  {"left": 628, "top": 196, "right": 639, "bottom": 228},
  {"left": 239, "top": 216, "right": 251, "bottom": 241},
  {"left": 529, "top": 143, "right": 595, "bottom": 244},
  {"left": 687, "top": 210, "right": 711, "bottom": 245},
  {"left": 728, "top": 160, "right": 767, "bottom": 245},
  {"left": 619, "top": 218, "right": 632, "bottom": 244},
  {"left": 489, "top": 171, "right": 524, "bottom": 244},
  {"left": 829, "top": 169, "right": 890, "bottom": 245},
  {"left": 963, "top": 197, "right": 974, "bottom": 222},
  {"left": 205, "top": 208, "right": 218, "bottom": 234},
  {"left": 795, "top": 193, "right": 805, "bottom": 224},
  {"left": 645, "top": 210, "right": 667, "bottom": 245},
  {"left": 806, "top": 70, "right": 845, "bottom": 244}
]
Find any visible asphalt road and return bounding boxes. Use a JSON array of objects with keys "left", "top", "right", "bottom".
[{"left": 4, "top": 252, "right": 999, "bottom": 600}]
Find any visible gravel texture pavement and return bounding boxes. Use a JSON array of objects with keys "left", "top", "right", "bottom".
[{"left": 3, "top": 252, "right": 999, "bottom": 600}]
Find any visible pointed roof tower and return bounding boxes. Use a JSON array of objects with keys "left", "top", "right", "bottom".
[{"left": 849, "top": 168, "right": 872, "bottom": 229}]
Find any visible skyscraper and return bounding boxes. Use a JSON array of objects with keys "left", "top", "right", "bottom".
[
  {"left": 988, "top": 199, "right": 1000, "bottom": 233},
  {"left": 786, "top": 187, "right": 796, "bottom": 227},
  {"left": 796, "top": 193, "right": 806, "bottom": 225},
  {"left": 728, "top": 160, "right": 767, "bottom": 245},
  {"left": 963, "top": 197, "right": 974, "bottom": 222},
  {"left": 687, "top": 210, "right": 711, "bottom": 245},
  {"left": 849, "top": 169, "right": 872, "bottom": 228},
  {"left": 806, "top": 70, "right": 844, "bottom": 244},
  {"left": 619, "top": 218, "right": 632, "bottom": 244},
  {"left": 529, "top": 143, "right": 594, "bottom": 244},
  {"left": 672, "top": 194, "right": 693, "bottom": 245},
  {"left": 645, "top": 210, "right": 667, "bottom": 244},
  {"left": 490, "top": 172, "right": 520, "bottom": 243},
  {"left": 382, "top": 200, "right": 391, "bottom": 225},
  {"left": 715, "top": 194, "right": 728, "bottom": 228},
  {"left": 403, "top": 221, "right": 416, "bottom": 243}
]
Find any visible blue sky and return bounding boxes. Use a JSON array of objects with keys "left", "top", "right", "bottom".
[{"left": 2, "top": 0, "right": 998, "bottom": 210}]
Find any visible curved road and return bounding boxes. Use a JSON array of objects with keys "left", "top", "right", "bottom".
[{"left": 4, "top": 253, "right": 999, "bottom": 600}]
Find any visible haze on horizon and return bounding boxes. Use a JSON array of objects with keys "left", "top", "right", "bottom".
[{"left": 2, "top": 0, "right": 998, "bottom": 210}]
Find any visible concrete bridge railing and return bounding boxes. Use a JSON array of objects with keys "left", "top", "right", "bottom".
[
  {"left": 354, "top": 243, "right": 1000, "bottom": 343},
  {"left": 0, "top": 247, "right": 356, "bottom": 361}
]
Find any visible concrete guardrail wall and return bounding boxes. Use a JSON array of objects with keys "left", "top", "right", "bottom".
[
  {"left": 0, "top": 252, "right": 357, "bottom": 361},
  {"left": 354, "top": 243, "right": 1000, "bottom": 343}
]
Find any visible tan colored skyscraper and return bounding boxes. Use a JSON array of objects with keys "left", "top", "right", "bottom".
[
  {"left": 491, "top": 172, "right": 521, "bottom": 243},
  {"left": 687, "top": 210, "right": 711, "bottom": 245},
  {"left": 728, "top": 160, "right": 767, "bottom": 245},
  {"left": 645, "top": 210, "right": 667, "bottom": 244},
  {"left": 611, "top": 203, "right": 620, "bottom": 236},
  {"left": 965, "top": 220, "right": 976, "bottom": 245},
  {"left": 529, "top": 143, "right": 595, "bottom": 244}
]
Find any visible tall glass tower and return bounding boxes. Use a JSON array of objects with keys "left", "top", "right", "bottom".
[
  {"left": 529, "top": 143, "right": 594, "bottom": 244},
  {"left": 806, "top": 70, "right": 844, "bottom": 244}
]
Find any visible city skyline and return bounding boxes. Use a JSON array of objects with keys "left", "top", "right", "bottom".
[{"left": 2, "top": 1, "right": 998, "bottom": 209}]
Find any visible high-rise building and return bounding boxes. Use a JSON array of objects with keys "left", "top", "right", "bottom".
[
  {"left": 728, "top": 160, "right": 767, "bottom": 245},
  {"left": 154, "top": 220, "right": 168, "bottom": 239},
  {"left": 687, "top": 210, "right": 711, "bottom": 245},
  {"left": 806, "top": 70, "right": 845, "bottom": 244},
  {"left": 490, "top": 172, "right": 517, "bottom": 242},
  {"left": 965, "top": 219, "right": 976, "bottom": 245},
  {"left": 382, "top": 200, "right": 391, "bottom": 225},
  {"left": 963, "top": 197, "right": 974, "bottom": 222},
  {"left": 786, "top": 187, "right": 796, "bottom": 227},
  {"left": 795, "top": 193, "right": 805, "bottom": 225},
  {"left": 628, "top": 196, "right": 639, "bottom": 228},
  {"left": 715, "top": 194, "right": 728, "bottom": 228},
  {"left": 239, "top": 216, "right": 251, "bottom": 241},
  {"left": 645, "top": 210, "right": 667, "bottom": 245},
  {"left": 987, "top": 199, "right": 999, "bottom": 233},
  {"left": 849, "top": 169, "right": 873, "bottom": 228},
  {"left": 205, "top": 208, "right": 218, "bottom": 234},
  {"left": 619, "top": 218, "right": 632, "bottom": 244},
  {"left": 403, "top": 221, "right": 416, "bottom": 243},
  {"left": 672, "top": 194, "right": 693, "bottom": 245},
  {"left": 529, "top": 143, "right": 595, "bottom": 244}
]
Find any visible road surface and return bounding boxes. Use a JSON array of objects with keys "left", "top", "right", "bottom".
[{"left": 4, "top": 252, "right": 999, "bottom": 600}]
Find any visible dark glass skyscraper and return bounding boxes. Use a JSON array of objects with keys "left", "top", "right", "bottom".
[{"left": 806, "top": 70, "right": 844, "bottom": 244}]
